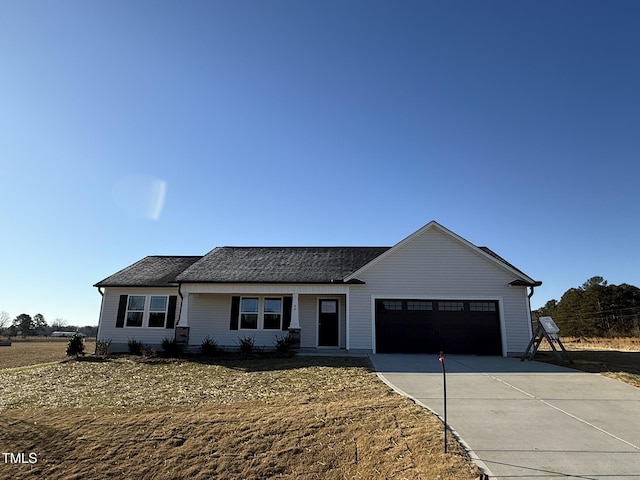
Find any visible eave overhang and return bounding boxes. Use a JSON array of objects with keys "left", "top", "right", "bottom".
[{"left": 509, "top": 279, "right": 543, "bottom": 287}]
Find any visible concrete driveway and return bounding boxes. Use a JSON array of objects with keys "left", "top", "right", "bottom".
[{"left": 369, "top": 354, "right": 640, "bottom": 480}]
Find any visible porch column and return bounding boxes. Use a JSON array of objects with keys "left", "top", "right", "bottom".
[
  {"left": 178, "top": 293, "right": 189, "bottom": 326},
  {"left": 288, "top": 293, "right": 301, "bottom": 349},
  {"left": 174, "top": 293, "right": 190, "bottom": 347},
  {"left": 289, "top": 293, "right": 300, "bottom": 329}
]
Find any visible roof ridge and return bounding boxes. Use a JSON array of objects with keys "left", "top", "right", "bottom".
[
  {"left": 216, "top": 246, "right": 390, "bottom": 249},
  {"left": 146, "top": 255, "right": 202, "bottom": 258}
]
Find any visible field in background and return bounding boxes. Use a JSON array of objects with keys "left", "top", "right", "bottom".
[
  {"left": 0, "top": 337, "right": 96, "bottom": 370},
  {"left": 536, "top": 336, "right": 640, "bottom": 387}
]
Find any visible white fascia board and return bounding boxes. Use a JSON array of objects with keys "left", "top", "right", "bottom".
[{"left": 180, "top": 283, "right": 350, "bottom": 295}]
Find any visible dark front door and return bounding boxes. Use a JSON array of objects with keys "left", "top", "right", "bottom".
[{"left": 318, "top": 299, "right": 339, "bottom": 347}]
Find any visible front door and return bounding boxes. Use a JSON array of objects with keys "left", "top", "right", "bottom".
[{"left": 318, "top": 299, "right": 339, "bottom": 347}]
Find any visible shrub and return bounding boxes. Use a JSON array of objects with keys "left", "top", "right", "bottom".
[
  {"left": 201, "top": 336, "right": 220, "bottom": 355},
  {"left": 237, "top": 335, "right": 255, "bottom": 354},
  {"left": 66, "top": 334, "right": 85, "bottom": 357},
  {"left": 161, "top": 337, "right": 183, "bottom": 357},
  {"left": 142, "top": 345, "right": 157, "bottom": 358},
  {"left": 274, "top": 334, "right": 292, "bottom": 353},
  {"left": 95, "top": 338, "right": 111, "bottom": 356},
  {"left": 128, "top": 339, "right": 143, "bottom": 355}
]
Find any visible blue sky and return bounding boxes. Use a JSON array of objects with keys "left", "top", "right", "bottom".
[{"left": 1, "top": 1, "right": 639, "bottom": 327}]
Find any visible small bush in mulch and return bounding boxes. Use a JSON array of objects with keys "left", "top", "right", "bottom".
[
  {"left": 95, "top": 338, "right": 111, "bottom": 356},
  {"left": 65, "top": 334, "right": 85, "bottom": 357},
  {"left": 200, "top": 336, "right": 220, "bottom": 355},
  {"left": 161, "top": 338, "right": 183, "bottom": 357},
  {"left": 237, "top": 335, "right": 256, "bottom": 354},
  {"left": 127, "top": 339, "right": 143, "bottom": 355},
  {"left": 274, "top": 334, "right": 292, "bottom": 353}
]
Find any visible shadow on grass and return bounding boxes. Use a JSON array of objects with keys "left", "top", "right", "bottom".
[
  {"left": 535, "top": 349, "right": 640, "bottom": 375},
  {"left": 78, "top": 351, "right": 373, "bottom": 372}
]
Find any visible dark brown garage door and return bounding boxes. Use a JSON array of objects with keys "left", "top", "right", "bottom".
[{"left": 375, "top": 299, "right": 502, "bottom": 355}]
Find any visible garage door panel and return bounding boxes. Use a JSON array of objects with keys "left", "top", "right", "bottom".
[
  {"left": 376, "top": 312, "right": 437, "bottom": 353},
  {"left": 375, "top": 299, "right": 502, "bottom": 355}
]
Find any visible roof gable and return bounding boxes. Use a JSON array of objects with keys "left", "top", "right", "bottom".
[
  {"left": 344, "top": 221, "right": 538, "bottom": 285},
  {"left": 176, "top": 247, "right": 390, "bottom": 283}
]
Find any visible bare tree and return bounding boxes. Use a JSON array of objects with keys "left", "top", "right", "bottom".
[
  {"left": 52, "top": 318, "right": 68, "bottom": 329},
  {"left": 0, "top": 311, "right": 10, "bottom": 331}
]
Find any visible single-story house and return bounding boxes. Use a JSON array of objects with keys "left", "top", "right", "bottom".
[{"left": 94, "top": 221, "right": 541, "bottom": 356}]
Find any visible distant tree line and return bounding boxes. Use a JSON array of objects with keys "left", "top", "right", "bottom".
[
  {"left": 533, "top": 276, "right": 640, "bottom": 337},
  {"left": 0, "top": 311, "right": 97, "bottom": 338}
]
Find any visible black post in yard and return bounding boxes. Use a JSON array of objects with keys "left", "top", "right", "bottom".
[{"left": 439, "top": 351, "right": 448, "bottom": 453}]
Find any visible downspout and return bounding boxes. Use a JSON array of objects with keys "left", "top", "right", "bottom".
[
  {"left": 95, "top": 287, "right": 105, "bottom": 355},
  {"left": 177, "top": 283, "right": 183, "bottom": 326},
  {"left": 526, "top": 282, "right": 542, "bottom": 342}
]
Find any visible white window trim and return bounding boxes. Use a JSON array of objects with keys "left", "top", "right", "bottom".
[
  {"left": 124, "top": 295, "right": 169, "bottom": 328},
  {"left": 125, "top": 295, "right": 146, "bottom": 328},
  {"left": 148, "top": 295, "right": 169, "bottom": 328},
  {"left": 239, "top": 296, "right": 284, "bottom": 331}
]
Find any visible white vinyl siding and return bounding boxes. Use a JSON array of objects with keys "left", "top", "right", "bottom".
[
  {"left": 298, "top": 295, "right": 317, "bottom": 348},
  {"left": 188, "top": 294, "right": 290, "bottom": 348},
  {"left": 186, "top": 293, "right": 346, "bottom": 350},
  {"left": 348, "top": 227, "right": 532, "bottom": 355},
  {"left": 97, "top": 287, "right": 182, "bottom": 352}
]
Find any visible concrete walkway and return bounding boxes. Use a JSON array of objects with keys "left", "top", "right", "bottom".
[{"left": 369, "top": 354, "right": 640, "bottom": 480}]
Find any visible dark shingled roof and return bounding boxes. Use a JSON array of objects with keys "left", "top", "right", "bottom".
[
  {"left": 94, "top": 242, "right": 535, "bottom": 288},
  {"left": 176, "top": 247, "right": 391, "bottom": 283},
  {"left": 477, "top": 246, "right": 532, "bottom": 280},
  {"left": 94, "top": 256, "right": 202, "bottom": 287}
]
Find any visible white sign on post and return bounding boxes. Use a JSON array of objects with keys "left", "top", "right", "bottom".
[{"left": 539, "top": 316, "right": 560, "bottom": 334}]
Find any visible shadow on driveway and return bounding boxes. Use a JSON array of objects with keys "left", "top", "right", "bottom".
[{"left": 370, "top": 353, "right": 580, "bottom": 374}]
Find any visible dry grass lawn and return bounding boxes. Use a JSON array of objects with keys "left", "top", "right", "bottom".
[
  {"left": 0, "top": 349, "right": 480, "bottom": 480},
  {"left": 0, "top": 338, "right": 96, "bottom": 370},
  {"left": 536, "top": 336, "right": 640, "bottom": 387}
]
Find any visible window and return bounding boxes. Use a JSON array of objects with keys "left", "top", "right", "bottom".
[
  {"left": 263, "top": 298, "right": 282, "bottom": 329},
  {"left": 378, "top": 300, "right": 402, "bottom": 311},
  {"left": 238, "top": 297, "right": 284, "bottom": 330},
  {"left": 118, "top": 294, "right": 175, "bottom": 329},
  {"left": 126, "top": 296, "right": 145, "bottom": 327},
  {"left": 148, "top": 296, "right": 168, "bottom": 327},
  {"left": 240, "top": 298, "right": 259, "bottom": 329},
  {"left": 407, "top": 300, "right": 432, "bottom": 311},
  {"left": 321, "top": 300, "right": 337, "bottom": 314},
  {"left": 469, "top": 302, "right": 496, "bottom": 312},
  {"left": 438, "top": 301, "right": 465, "bottom": 311}
]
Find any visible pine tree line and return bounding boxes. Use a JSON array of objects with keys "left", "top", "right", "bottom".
[{"left": 533, "top": 276, "right": 640, "bottom": 337}]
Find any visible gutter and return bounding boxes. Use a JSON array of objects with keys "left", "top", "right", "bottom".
[
  {"left": 177, "top": 283, "right": 184, "bottom": 326},
  {"left": 525, "top": 282, "right": 542, "bottom": 342},
  {"left": 95, "top": 287, "right": 105, "bottom": 355},
  {"left": 528, "top": 280, "right": 542, "bottom": 298}
]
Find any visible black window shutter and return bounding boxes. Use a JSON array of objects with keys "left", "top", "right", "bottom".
[
  {"left": 282, "top": 296, "right": 292, "bottom": 330},
  {"left": 230, "top": 296, "right": 240, "bottom": 330},
  {"left": 166, "top": 296, "right": 178, "bottom": 329},
  {"left": 116, "top": 295, "right": 127, "bottom": 328}
]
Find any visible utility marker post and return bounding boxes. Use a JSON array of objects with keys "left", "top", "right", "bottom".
[{"left": 439, "top": 351, "right": 448, "bottom": 453}]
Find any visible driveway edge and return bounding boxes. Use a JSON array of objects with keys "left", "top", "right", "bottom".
[{"left": 373, "top": 370, "right": 495, "bottom": 479}]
